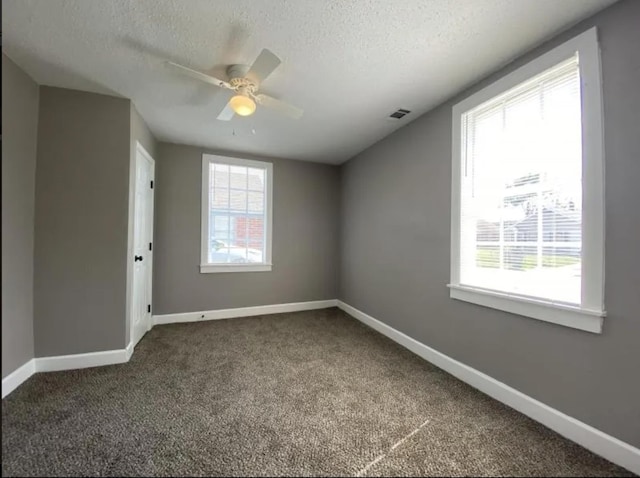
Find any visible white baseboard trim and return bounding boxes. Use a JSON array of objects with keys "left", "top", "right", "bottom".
[
  {"left": 35, "top": 347, "right": 131, "bottom": 373},
  {"left": 2, "top": 359, "right": 36, "bottom": 399},
  {"left": 126, "top": 341, "right": 134, "bottom": 361},
  {"left": 3, "top": 344, "right": 136, "bottom": 399},
  {"left": 152, "top": 299, "right": 338, "bottom": 326},
  {"left": 3, "top": 301, "right": 338, "bottom": 398},
  {"left": 337, "top": 300, "right": 640, "bottom": 475}
]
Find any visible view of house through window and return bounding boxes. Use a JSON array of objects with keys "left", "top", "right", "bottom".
[
  {"left": 201, "top": 155, "right": 272, "bottom": 271},
  {"left": 459, "top": 55, "right": 582, "bottom": 304}
]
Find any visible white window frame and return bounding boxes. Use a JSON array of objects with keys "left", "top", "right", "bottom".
[
  {"left": 449, "top": 27, "right": 606, "bottom": 334},
  {"left": 200, "top": 154, "right": 273, "bottom": 273}
]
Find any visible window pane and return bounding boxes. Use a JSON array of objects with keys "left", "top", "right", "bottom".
[
  {"left": 213, "top": 163, "right": 229, "bottom": 188},
  {"left": 248, "top": 168, "right": 265, "bottom": 191},
  {"left": 459, "top": 55, "right": 582, "bottom": 305},
  {"left": 476, "top": 246, "right": 499, "bottom": 269},
  {"left": 212, "top": 188, "right": 229, "bottom": 209},
  {"left": 205, "top": 159, "right": 269, "bottom": 266},
  {"left": 230, "top": 190, "right": 247, "bottom": 212},
  {"left": 229, "top": 166, "right": 247, "bottom": 189},
  {"left": 246, "top": 217, "right": 265, "bottom": 261},
  {"left": 211, "top": 214, "right": 230, "bottom": 242},
  {"left": 248, "top": 191, "right": 264, "bottom": 213}
]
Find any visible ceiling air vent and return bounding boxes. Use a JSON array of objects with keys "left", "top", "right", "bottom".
[{"left": 388, "top": 108, "right": 411, "bottom": 120}]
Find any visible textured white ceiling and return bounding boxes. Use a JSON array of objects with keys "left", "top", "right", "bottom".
[{"left": 2, "top": 0, "right": 616, "bottom": 164}]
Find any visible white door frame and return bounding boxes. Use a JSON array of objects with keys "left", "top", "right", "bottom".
[{"left": 128, "top": 141, "right": 155, "bottom": 351}]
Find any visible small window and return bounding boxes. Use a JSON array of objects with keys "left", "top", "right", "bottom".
[
  {"left": 449, "top": 28, "right": 605, "bottom": 333},
  {"left": 201, "top": 154, "right": 273, "bottom": 273}
]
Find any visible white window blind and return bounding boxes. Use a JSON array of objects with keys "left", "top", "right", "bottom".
[
  {"left": 450, "top": 28, "right": 605, "bottom": 332},
  {"left": 201, "top": 155, "right": 272, "bottom": 273},
  {"left": 460, "top": 56, "right": 583, "bottom": 304}
]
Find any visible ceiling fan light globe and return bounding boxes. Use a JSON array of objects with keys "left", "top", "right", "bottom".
[{"left": 229, "top": 95, "right": 256, "bottom": 116}]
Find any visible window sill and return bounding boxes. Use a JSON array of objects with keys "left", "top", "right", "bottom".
[
  {"left": 447, "top": 284, "right": 605, "bottom": 334},
  {"left": 200, "top": 264, "right": 273, "bottom": 273}
]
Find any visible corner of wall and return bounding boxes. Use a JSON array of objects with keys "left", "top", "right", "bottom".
[{"left": 1, "top": 54, "right": 39, "bottom": 379}]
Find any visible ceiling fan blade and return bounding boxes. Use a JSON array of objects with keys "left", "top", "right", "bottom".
[
  {"left": 165, "top": 61, "right": 232, "bottom": 89},
  {"left": 217, "top": 102, "right": 235, "bottom": 121},
  {"left": 246, "top": 49, "right": 281, "bottom": 84},
  {"left": 255, "top": 94, "right": 303, "bottom": 119}
]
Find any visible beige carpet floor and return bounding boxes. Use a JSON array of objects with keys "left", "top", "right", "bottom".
[{"left": 1, "top": 307, "right": 635, "bottom": 477}]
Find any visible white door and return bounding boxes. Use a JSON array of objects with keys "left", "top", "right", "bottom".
[{"left": 131, "top": 143, "right": 155, "bottom": 348}]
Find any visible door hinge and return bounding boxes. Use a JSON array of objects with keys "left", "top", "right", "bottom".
[
  {"left": 149, "top": 242, "right": 152, "bottom": 251},
  {"left": 147, "top": 304, "right": 151, "bottom": 313},
  {"left": 150, "top": 180, "right": 154, "bottom": 189}
]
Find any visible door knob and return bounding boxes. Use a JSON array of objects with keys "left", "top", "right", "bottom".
[{"left": 134, "top": 255, "right": 143, "bottom": 262}]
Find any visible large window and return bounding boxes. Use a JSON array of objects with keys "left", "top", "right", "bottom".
[
  {"left": 449, "top": 28, "right": 605, "bottom": 333},
  {"left": 201, "top": 154, "right": 272, "bottom": 273}
]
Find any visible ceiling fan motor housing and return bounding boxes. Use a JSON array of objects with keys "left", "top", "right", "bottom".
[
  {"left": 227, "top": 64, "right": 251, "bottom": 79},
  {"left": 229, "top": 78, "right": 257, "bottom": 96},
  {"left": 227, "top": 65, "right": 258, "bottom": 97}
]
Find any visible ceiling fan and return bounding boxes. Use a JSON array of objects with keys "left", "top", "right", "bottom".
[{"left": 165, "top": 48, "right": 303, "bottom": 121}]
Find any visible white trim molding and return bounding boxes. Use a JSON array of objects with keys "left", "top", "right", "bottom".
[
  {"left": 200, "top": 154, "right": 274, "bottom": 274},
  {"left": 449, "top": 27, "right": 606, "bottom": 331},
  {"left": 126, "top": 341, "right": 135, "bottom": 361},
  {"left": 448, "top": 284, "right": 604, "bottom": 333},
  {"left": 2, "top": 301, "right": 339, "bottom": 398},
  {"left": 153, "top": 300, "right": 338, "bottom": 326},
  {"left": 2, "top": 359, "right": 36, "bottom": 398},
  {"left": 200, "top": 263, "right": 272, "bottom": 273},
  {"left": 2, "top": 343, "right": 136, "bottom": 399},
  {"left": 35, "top": 347, "right": 131, "bottom": 373},
  {"left": 337, "top": 300, "right": 640, "bottom": 475}
]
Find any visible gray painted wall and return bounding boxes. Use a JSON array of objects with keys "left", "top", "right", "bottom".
[
  {"left": 339, "top": 0, "right": 640, "bottom": 447},
  {"left": 1, "top": 55, "right": 39, "bottom": 378},
  {"left": 125, "top": 104, "right": 158, "bottom": 344},
  {"left": 153, "top": 142, "right": 340, "bottom": 314},
  {"left": 131, "top": 104, "right": 157, "bottom": 160},
  {"left": 34, "top": 87, "right": 131, "bottom": 356}
]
